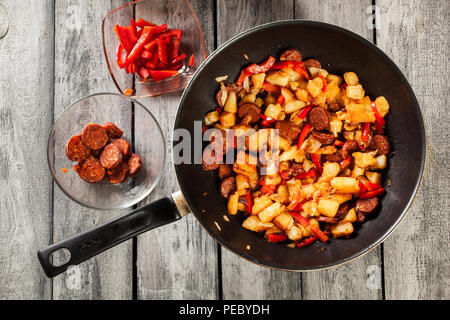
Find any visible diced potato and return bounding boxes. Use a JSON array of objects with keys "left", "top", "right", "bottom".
[
  {"left": 220, "top": 111, "right": 236, "bottom": 128},
  {"left": 270, "top": 135, "right": 291, "bottom": 151},
  {"left": 346, "top": 84, "right": 365, "bottom": 100},
  {"left": 330, "top": 118, "right": 343, "bottom": 137},
  {"left": 242, "top": 215, "right": 274, "bottom": 233},
  {"left": 375, "top": 96, "right": 390, "bottom": 117},
  {"left": 227, "top": 191, "right": 239, "bottom": 215},
  {"left": 233, "top": 124, "right": 253, "bottom": 137},
  {"left": 346, "top": 103, "right": 376, "bottom": 123},
  {"left": 248, "top": 170, "right": 259, "bottom": 190},
  {"left": 281, "top": 87, "right": 295, "bottom": 103},
  {"left": 239, "top": 92, "right": 257, "bottom": 104},
  {"left": 307, "top": 77, "right": 323, "bottom": 98},
  {"left": 251, "top": 73, "right": 266, "bottom": 89},
  {"left": 224, "top": 90, "right": 237, "bottom": 113},
  {"left": 284, "top": 100, "right": 306, "bottom": 114},
  {"left": 313, "top": 92, "right": 327, "bottom": 106},
  {"left": 270, "top": 184, "right": 290, "bottom": 204},
  {"left": 295, "top": 88, "right": 311, "bottom": 103},
  {"left": 317, "top": 199, "right": 340, "bottom": 217},
  {"left": 330, "top": 222, "right": 354, "bottom": 238},
  {"left": 261, "top": 174, "right": 282, "bottom": 186},
  {"left": 266, "top": 70, "right": 290, "bottom": 86},
  {"left": 353, "top": 151, "right": 378, "bottom": 168},
  {"left": 237, "top": 202, "right": 245, "bottom": 212},
  {"left": 286, "top": 225, "right": 304, "bottom": 241},
  {"left": 304, "top": 136, "right": 322, "bottom": 154},
  {"left": 317, "top": 145, "right": 337, "bottom": 155},
  {"left": 351, "top": 165, "right": 365, "bottom": 178},
  {"left": 342, "top": 208, "right": 357, "bottom": 223},
  {"left": 331, "top": 177, "right": 360, "bottom": 193},
  {"left": 326, "top": 74, "right": 343, "bottom": 85},
  {"left": 369, "top": 155, "right": 387, "bottom": 170},
  {"left": 252, "top": 195, "right": 273, "bottom": 215},
  {"left": 303, "top": 159, "right": 314, "bottom": 172},
  {"left": 294, "top": 148, "right": 306, "bottom": 163},
  {"left": 322, "top": 162, "right": 341, "bottom": 179},
  {"left": 302, "top": 201, "right": 319, "bottom": 217},
  {"left": 234, "top": 151, "right": 257, "bottom": 177},
  {"left": 236, "top": 174, "right": 250, "bottom": 193},
  {"left": 325, "top": 82, "right": 341, "bottom": 102},
  {"left": 265, "top": 103, "right": 283, "bottom": 119},
  {"left": 289, "top": 81, "right": 300, "bottom": 91},
  {"left": 273, "top": 212, "right": 294, "bottom": 231},
  {"left": 343, "top": 122, "right": 359, "bottom": 131},
  {"left": 254, "top": 97, "right": 264, "bottom": 108},
  {"left": 343, "top": 72, "right": 359, "bottom": 86},
  {"left": 343, "top": 131, "right": 355, "bottom": 140},
  {"left": 327, "top": 193, "right": 353, "bottom": 204},
  {"left": 258, "top": 202, "right": 284, "bottom": 223},
  {"left": 289, "top": 110, "right": 305, "bottom": 126},
  {"left": 247, "top": 128, "right": 269, "bottom": 153},
  {"left": 282, "top": 68, "right": 301, "bottom": 82},
  {"left": 366, "top": 171, "right": 382, "bottom": 185},
  {"left": 286, "top": 179, "right": 302, "bottom": 200},
  {"left": 279, "top": 145, "right": 302, "bottom": 162},
  {"left": 308, "top": 66, "right": 321, "bottom": 78},
  {"left": 265, "top": 226, "right": 282, "bottom": 236},
  {"left": 205, "top": 111, "right": 220, "bottom": 126}
]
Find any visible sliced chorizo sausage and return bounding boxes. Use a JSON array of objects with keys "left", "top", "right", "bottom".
[
  {"left": 75, "top": 155, "right": 105, "bottom": 183},
  {"left": 100, "top": 144, "right": 123, "bottom": 169},
  {"left": 220, "top": 176, "right": 237, "bottom": 199},
  {"left": 317, "top": 216, "right": 339, "bottom": 224},
  {"left": 65, "top": 134, "right": 90, "bottom": 161},
  {"left": 356, "top": 197, "right": 379, "bottom": 214},
  {"left": 106, "top": 161, "right": 128, "bottom": 184},
  {"left": 202, "top": 148, "right": 219, "bottom": 171},
  {"left": 127, "top": 153, "right": 142, "bottom": 176},
  {"left": 91, "top": 147, "right": 103, "bottom": 158},
  {"left": 275, "top": 120, "right": 301, "bottom": 140},
  {"left": 218, "top": 164, "right": 233, "bottom": 180},
  {"left": 303, "top": 58, "right": 322, "bottom": 69},
  {"left": 102, "top": 122, "right": 124, "bottom": 139},
  {"left": 81, "top": 123, "right": 109, "bottom": 150},
  {"left": 371, "top": 135, "right": 390, "bottom": 155},
  {"left": 280, "top": 49, "right": 302, "bottom": 62},
  {"left": 324, "top": 152, "right": 343, "bottom": 163},
  {"left": 111, "top": 138, "right": 131, "bottom": 158},
  {"left": 238, "top": 103, "right": 260, "bottom": 123},
  {"left": 307, "top": 107, "right": 330, "bottom": 131},
  {"left": 311, "top": 131, "right": 335, "bottom": 145},
  {"left": 341, "top": 140, "right": 359, "bottom": 159},
  {"left": 335, "top": 203, "right": 349, "bottom": 219}
]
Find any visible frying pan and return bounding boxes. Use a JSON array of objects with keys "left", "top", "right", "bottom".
[{"left": 38, "top": 20, "right": 425, "bottom": 277}]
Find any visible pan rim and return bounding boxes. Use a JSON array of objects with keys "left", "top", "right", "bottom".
[{"left": 173, "top": 19, "right": 426, "bottom": 271}]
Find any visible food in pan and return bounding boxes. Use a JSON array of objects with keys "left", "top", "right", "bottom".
[
  {"left": 202, "top": 48, "right": 390, "bottom": 247},
  {"left": 65, "top": 122, "right": 142, "bottom": 184},
  {"left": 114, "top": 18, "right": 194, "bottom": 82}
]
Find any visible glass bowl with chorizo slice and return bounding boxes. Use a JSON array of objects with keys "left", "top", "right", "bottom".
[
  {"left": 201, "top": 48, "right": 392, "bottom": 248},
  {"left": 48, "top": 93, "right": 165, "bottom": 210},
  {"left": 102, "top": 0, "right": 207, "bottom": 98}
]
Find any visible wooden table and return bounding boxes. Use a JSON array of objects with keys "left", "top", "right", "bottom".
[{"left": 0, "top": 0, "right": 448, "bottom": 300}]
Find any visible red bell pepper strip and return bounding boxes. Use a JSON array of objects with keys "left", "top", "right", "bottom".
[
  {"left": 113, "top": 25, "right": 137, "bottom": 52},
  {"left": 261, "top": 184, "right": 276, "bottom": 196},
  {"left": 170, "top": 37, "right": 180, "bottom": 59},
  {"left": 359, "top": 181, "right": 383, "bottom": 192},
  {"left": 215, "top": 107, "right": 223, "bottom": 113},
  {"left": 294, "top": 66, "right": 310, "bottom": 80},
  {"left": 267, "top": 233, "right": 288, "bottom": 243},
  {"left": 262, "top": 82, "right": 281, "bottom": 95},
  {"left": 277, "top": 94, "right": 284, "bottom": 104},
  {"left": 270, "top": 61, "right": 303, "bottom": 70},
  {"left": 260, "top": 114, "right": 277, "bottom": 127},
  {"left": 279, "top": 170, "right": 291, "bottom": 181},
  {"left": 171, "top": 53, "right": 186, "bottom": 65},
  {"left": 371, "top": 101, "right": 386, "bottom": 133},
  {"left": 140, "top": 50, "right": 152, "bottom": 60},
  {"left": 295, "top": 169, "right": 317, "bottom": 179},
  {"left": 157, "top": 37, "right": 169, "bottom": 64},
  {"left": 297, "top": 104, "right": 313, "bottom": 119},
  {"left": 297, "top": 123, "right": 312, "bottom": 149},
  {"left": 244, "top": 192, "right": 253, "bottom": 214},
  {"left": 296, "top": 235, "right": 317, "bottom": 248},
  {"left": 143, "top": 39, "right": 158, "bottom": 52},
  {"left": 135, "top": 18, "right": 156, "bottom": 28},
  {"left": 290, "top": 212, "right": 310, "bottom": 228},
  {"left": 257, "top": 56, "right": 276, "bottom": 73},
  {"left": 148, "top": 69, "right": 178, "bottom": 82},
  {"left": 319, "top": 75, "right": 327, "bottom": 92},
  {"left": 360, "top": 187, "right": 385, "bottom": 199},
  {"left": 116, "top": 44, "right": 128, "bottom": 69},
  {"left": 130, "top": 18, "right": 137, "bottom": 37},
  {"left": 311, "top": 225, "right": 329, "bottom": 243},
  {"left": 167, "top": 61, "right": 183, "bottom": 71},
  {"left": 334, "top": 139, "right": 344, "bottom": 147},
  {"left": 188, "top": 54, "right": 195, "bottom": 67},
  {"left": 340, "top": 155, "right": 352, "bottom": 169},
  {"left": 138, "top": 67, "right": 150, "bottom": 80},
  {"left": 362, "top": 122, "right": 371, "bottom": 142},
  {"left": 244, "top": 63, "right": 260, "bottom": 74},
  {"left": 145, "top": 48, "right": 160, "bottom": 69},
  {"left": 310, "top": 153, "right": 323, "bottom": 176},
  {"left": 236, "top": 70, "right": 247, "bottom": 86},
  {"left": 358, "top": 181, "right": 368, "bottom": 193},
  {"left": 127, "top": 24, "right": 167, "bottom": 65},
  {"left": 340, "top": 83, "right": 348, "bottom": 90}
]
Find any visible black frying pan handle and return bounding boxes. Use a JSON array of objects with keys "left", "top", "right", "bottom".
[{"left": 37, "top": 191, "right": 190, "bottom": 278}]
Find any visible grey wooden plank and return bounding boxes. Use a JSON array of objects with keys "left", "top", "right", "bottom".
[
  {"left": 294, "top": 0, "right": 383, "bottom": 300},
  {"left": 216, "top": 0, "right": 303, "bottom": 300},
  {"left": 0, "top": 0, "right": 54, "bottom": 300},
  {"left": 52, "top": 0, "right": 133, "bottom": 299},
  {"left": 135, "top": 0, "right": 219, "bottom": 300},
  {"left": 376, "top": 0, "right": 450, "bottom": 300}
]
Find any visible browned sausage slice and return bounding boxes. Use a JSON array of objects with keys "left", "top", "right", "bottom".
[
  {"left": 307, "top": 107, "right": 330, "bottom": 131},
  {"left": 218, "top": 164, "right": 233, "bottom": 180},
  {"left": 303, "top": 59, "right": 322, "bottom": 69},
  {"left": 311, "top": 131, "right": 335, "bottom": 145},
  {"left": 111, "top": 138, "right": 131, "bottom": 158},
  {"left": 275, "top": 120, "right": 301, "bottom": 140},
  {"left": 317, "top": 216, "right": 339, "bottom": 224},
  {"left": 238, "top": 103, "right": 260, "bottom": 123},
  {"left": 280, "top": 49, "right": 302, "bottom": 62},
  {"left": 220, "top": 176, "right": 237, "bottom": 199},
  {"left": 91, "top": 147, "right": 103, "bottom": 158},
  {"left": 66, "top": 134, "right": 90, "bottom": 161},
  {"left": 202, "top": 148, "right": 219, "bottom": 171},
  {"left": 81, "top": 123, "right": 109, "bottom": 150},
  {"left": 341, "top": 140, "right": 359, "bottom": 159},
  {"left": 102, "top": 122, "right": 124, "bottom": 139},
  {"left": 324, "top": 152, "right": 343, "bottom": 162},
  {"left": 127, "top": 153, "right": 142, "bottom": 176},
  {"left": 335, "top": 203, "right": 349, "bottom": 219},
  {"left": 75, "top": 155, "right": 105, "bottom": 183},
  {"left": 100, "top": 144, "right": 123, "bottom": 169},
  {"left": 356, "top": 197, "right": 379, "bottom": 214},
  {"left": 371, "top": 135, "right": 390, "bottom": 155},
  {"left": 106, "top": 161, "right": 127, "bottom": 184}
]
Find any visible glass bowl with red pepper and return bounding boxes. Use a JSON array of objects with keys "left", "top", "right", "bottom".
[{"left": 102, "top": 0, "right": 207, "bottom": 98}]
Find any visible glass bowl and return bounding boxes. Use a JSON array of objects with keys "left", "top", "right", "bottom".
[
  {"left": 48, "top": 93, "right": 166, "bottom": 210},
  {"left": 102, "top": 0, "right": 207, "bottom": 98}
]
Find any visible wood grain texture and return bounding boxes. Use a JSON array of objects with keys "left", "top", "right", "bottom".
[
  {"left": 135, "top": 0, "right": 219, "bottom": 300},
  {"left": 52, "top": 0, "right": 133, "bottom": 300},
  {"left": 376, "top": 0, "right": 450, "bottom": 300},
  {"left": 294, "top": 0, "right": 383, "bottom": 300},
  {"left": 216, "top": 0, "right": 303, "bottom": 300},
  {"left": 0, "top": 0, "right": 54, "bottom": 300}
]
